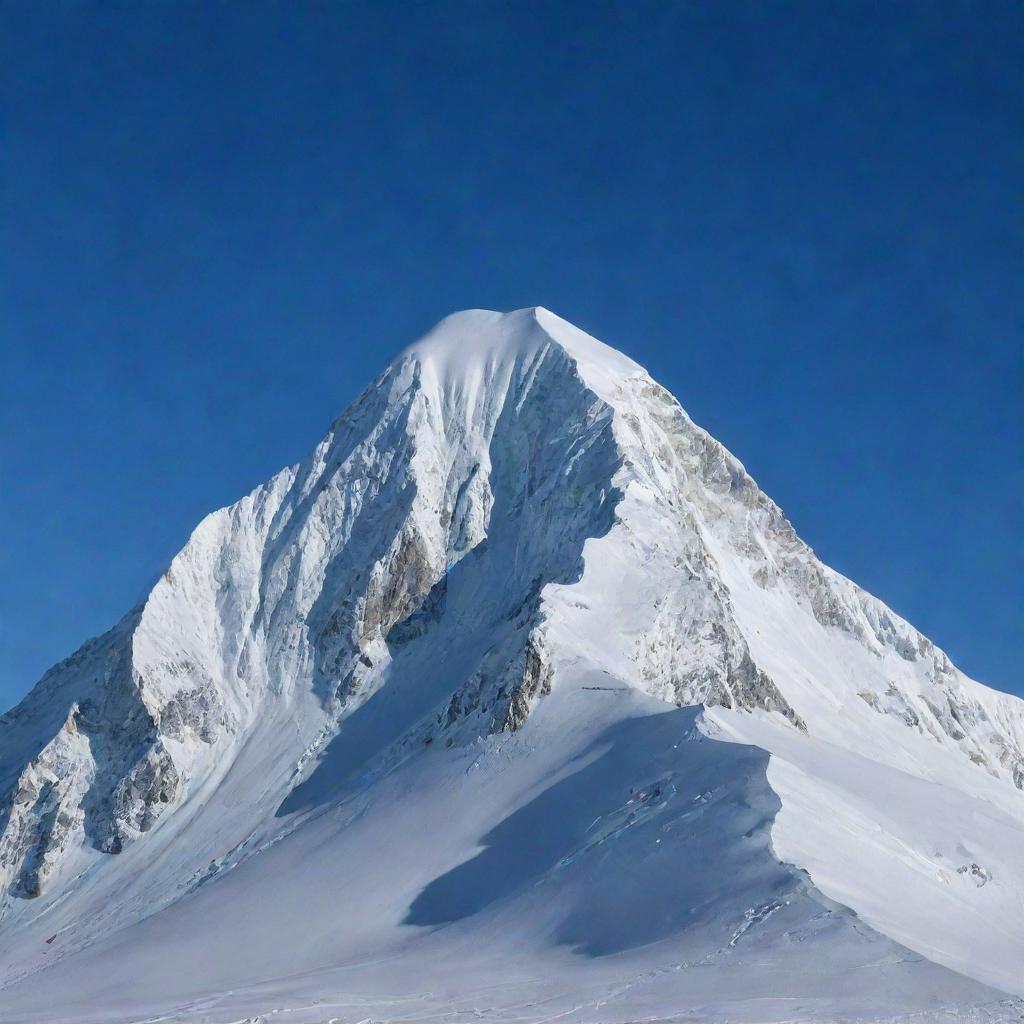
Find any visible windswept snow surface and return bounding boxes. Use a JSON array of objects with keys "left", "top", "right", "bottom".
[{"left": 1, "top": 308, "right": 1022, "bottom": 1023}]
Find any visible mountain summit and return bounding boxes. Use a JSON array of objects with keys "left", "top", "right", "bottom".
[{"left": 2, "top": 309, "right": 1022, "bottom": 1023}]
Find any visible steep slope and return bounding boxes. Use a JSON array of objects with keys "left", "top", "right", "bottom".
[{"left": 0, "top": 307, "right": 1021, "bottom": 1023}]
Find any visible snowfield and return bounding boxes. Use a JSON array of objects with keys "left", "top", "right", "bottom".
[{"left": 1, "top": 307, "right": 1022, "bottom": 1023}]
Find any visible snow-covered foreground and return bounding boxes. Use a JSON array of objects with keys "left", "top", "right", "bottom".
[
  {"left": 2, "top": 689, "right": 1020, "bottom": 1023},
  {"left": 1, "top": 309, "right": 1022, "bottom": 1022}
]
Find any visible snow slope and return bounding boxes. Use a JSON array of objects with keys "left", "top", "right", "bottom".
[{"left": 0, "top": 307, "right": 1022, "bottom": 1023}]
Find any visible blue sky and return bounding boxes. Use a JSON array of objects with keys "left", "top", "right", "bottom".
[{"left": 1, "top": 2, "right": 1020, "bottom": 709}]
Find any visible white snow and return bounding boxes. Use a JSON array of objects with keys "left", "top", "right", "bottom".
[{"left": 1, "top": 307, "right": 1022, "bottom": 1023}]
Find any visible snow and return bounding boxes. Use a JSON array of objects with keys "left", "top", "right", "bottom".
[{"left": 1, "top": 307, "right": 1022, "bottom": 1023}]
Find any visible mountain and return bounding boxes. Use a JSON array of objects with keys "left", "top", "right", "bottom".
[{"left": 1, "top": 307, "right": 1022, "bottom": 1024}]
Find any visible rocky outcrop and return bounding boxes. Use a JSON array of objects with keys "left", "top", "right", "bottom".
[
  {"left": 636, "top": 590, "right": 804, "bottom": 730},
  {"left": 360, "top": 527, "right": 439, "bottom": 643},
  {"left": 0, "top": 708, "right": 89, "bottom": 898},
  {"left": 611, "top": 358, "right": 1020, "bottom": 783},
  {"left": 493, "top": 631, "right": 554, "bottom": 733},
  {"left": 0, "top": 623, "right": 229, "bottom": 896}
]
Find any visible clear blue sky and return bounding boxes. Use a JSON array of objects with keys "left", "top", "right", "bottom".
[{"left": 1, "top": 2, "right": 1020, "bottom": 710}]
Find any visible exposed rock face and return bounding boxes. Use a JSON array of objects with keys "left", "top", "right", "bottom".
[
  {"left": 0, "top": 628, "right": 220, "bottom": 895},
  {"left": 0, "top": 715, "right": 87, "bottom": 898},
  {"left": 592, "top": 359, "right": 1021, "bottom": 777},
  {"left": 361, "top": 528, "right": 438, "bottom": 643},
  {"left": 1, "top": 305, "right": 1021, "bottom": 913},
  {"left": 633, "top": 543, "right": 804, "bottom": 729},
  {"left": 497, "top": 631, "right": 554, "bottom": 733}
]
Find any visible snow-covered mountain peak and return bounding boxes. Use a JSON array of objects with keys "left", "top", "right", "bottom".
[
  {"left": 394, "top": 306, "right": 644, "bottom": 404},
  {"left": 2, "top": 309, "right": 1024, "bottom": 1020}
]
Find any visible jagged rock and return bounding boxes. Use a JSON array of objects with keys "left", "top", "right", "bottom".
[
  {"left": 494, "top": 631, "right": 553, "bottom": 733},
  {"left": 386, "top": 573, "right": 448, "bottom": 646},
  {"left": 361, "top": 527, "right": 439, "bottom": 642}
]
